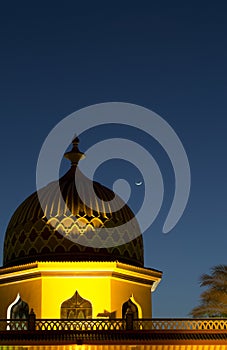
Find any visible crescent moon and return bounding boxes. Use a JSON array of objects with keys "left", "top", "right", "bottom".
[{"left": 135, "top": 181, "right": 143, "bottom": 186}]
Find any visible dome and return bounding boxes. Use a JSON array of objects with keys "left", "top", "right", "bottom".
[{"left": 3, "top": 137, "right": 144, "bottom": 268}]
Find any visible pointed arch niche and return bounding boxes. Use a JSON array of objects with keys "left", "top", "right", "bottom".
[
  {"left": 61, "top": 291, "right": 92, "bottom": 319},
  {"left": 122, "top": 295, "right": 142, "bottom": 319},
  {"left": 6, "top": 293, "right": 29, "bottom": 330},
  {"left": 7, "top": 293, "right": 29, "bottom": 320}
]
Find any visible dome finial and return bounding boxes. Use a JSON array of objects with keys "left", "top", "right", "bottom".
[{"left": 64, "top": 135, "right": 85, "bottom": 166}]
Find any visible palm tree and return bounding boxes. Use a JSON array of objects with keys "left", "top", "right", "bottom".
[{"left": 190, "top": 265, "right": 227, "bottom": 318}]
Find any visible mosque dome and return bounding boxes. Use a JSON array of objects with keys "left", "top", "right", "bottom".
[{"left": 3, "top": 137, "right": 144, "bottom": 268}]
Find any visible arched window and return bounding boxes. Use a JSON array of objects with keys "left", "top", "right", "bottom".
[
  {"left": 122, "top": 298, "right": 138, "bottom": 319},
  {"left": 11, "top": 298, "right": 29, "bottom": 320},
  {"left": 7, "top": 294, "right": 29, "bottom": 330},
  {"left": 61, "top": 291, "right": 92, "bottom": 319}
]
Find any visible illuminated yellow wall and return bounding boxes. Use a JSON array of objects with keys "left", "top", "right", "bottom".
[
  {"left": 110, "top": 278, "right": 152, "bottom": 318},
  {"left": 0, "top": 261, "right": 161, "bottom": 320},
  {"left": 41, "top": 274, "right": 111, "bottom": 319},
  {"left": 0, "top": 276, "right": 41, "bottom": 319}
]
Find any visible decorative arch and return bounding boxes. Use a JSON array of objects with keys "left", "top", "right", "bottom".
[
  {"left": 7, "top": 293, "right": 20, "bottom": 320},
  {"left": 130, "top": 295, "right": 142, "bottom": 318},
  {"left": 7, "top": 293, "right": 29, "bottom": 320},
  {"left": 7, "top": 293, "right": 29, "bottom": 330},
  {"left": 61, "top": 291, "right": 92, "bottom": 319},
  {"left": 11, "top": 297, "right": 29, "bottom": 319},
  {"left": 122, "top": 297, "right": 139, "bottom": 319}
]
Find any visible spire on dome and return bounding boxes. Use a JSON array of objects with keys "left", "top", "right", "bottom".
[{"left": 64, "top": 136, "right": 85, "bottom": 166}]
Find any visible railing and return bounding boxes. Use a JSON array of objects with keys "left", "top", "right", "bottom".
[
  {"left": 135, "top": 318, "right": 227, "bottom": 330},
  {"left": 0, "top": 319, "right": 28, "bottom": 331},
  {"left": 1, "top": 316, "right": 227, "bottom": 332},
  {"left": 35, "top": 318, "right": 125, "bottom": 331}
]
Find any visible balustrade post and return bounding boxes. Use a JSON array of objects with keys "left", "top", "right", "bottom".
[
  {"left": 28, "top": 308, "right": 36, "bottom": 331},
  {"left": 125, "top": 310, "right": 134, "bottom": 330}
]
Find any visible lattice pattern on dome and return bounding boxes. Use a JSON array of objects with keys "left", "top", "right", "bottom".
[{"left": 4, "top": 208, "right": 143, "bottom": 266}]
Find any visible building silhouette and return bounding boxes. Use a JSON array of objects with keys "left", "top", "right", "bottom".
[{"left": 0, "top": 137, "right": 226, "bottom": 349}]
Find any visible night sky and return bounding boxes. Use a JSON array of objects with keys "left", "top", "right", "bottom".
[{"left": 0, "top": 1, "right": 227, "bottom": 318}]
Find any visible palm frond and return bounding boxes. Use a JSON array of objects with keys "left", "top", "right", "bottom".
[{"left": 191, "top": 264, "right": 227, "bottom": 318}]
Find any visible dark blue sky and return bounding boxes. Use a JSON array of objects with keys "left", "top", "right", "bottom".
[{"left": 0, "top": 1, "right": 227, "bottom": 317}]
